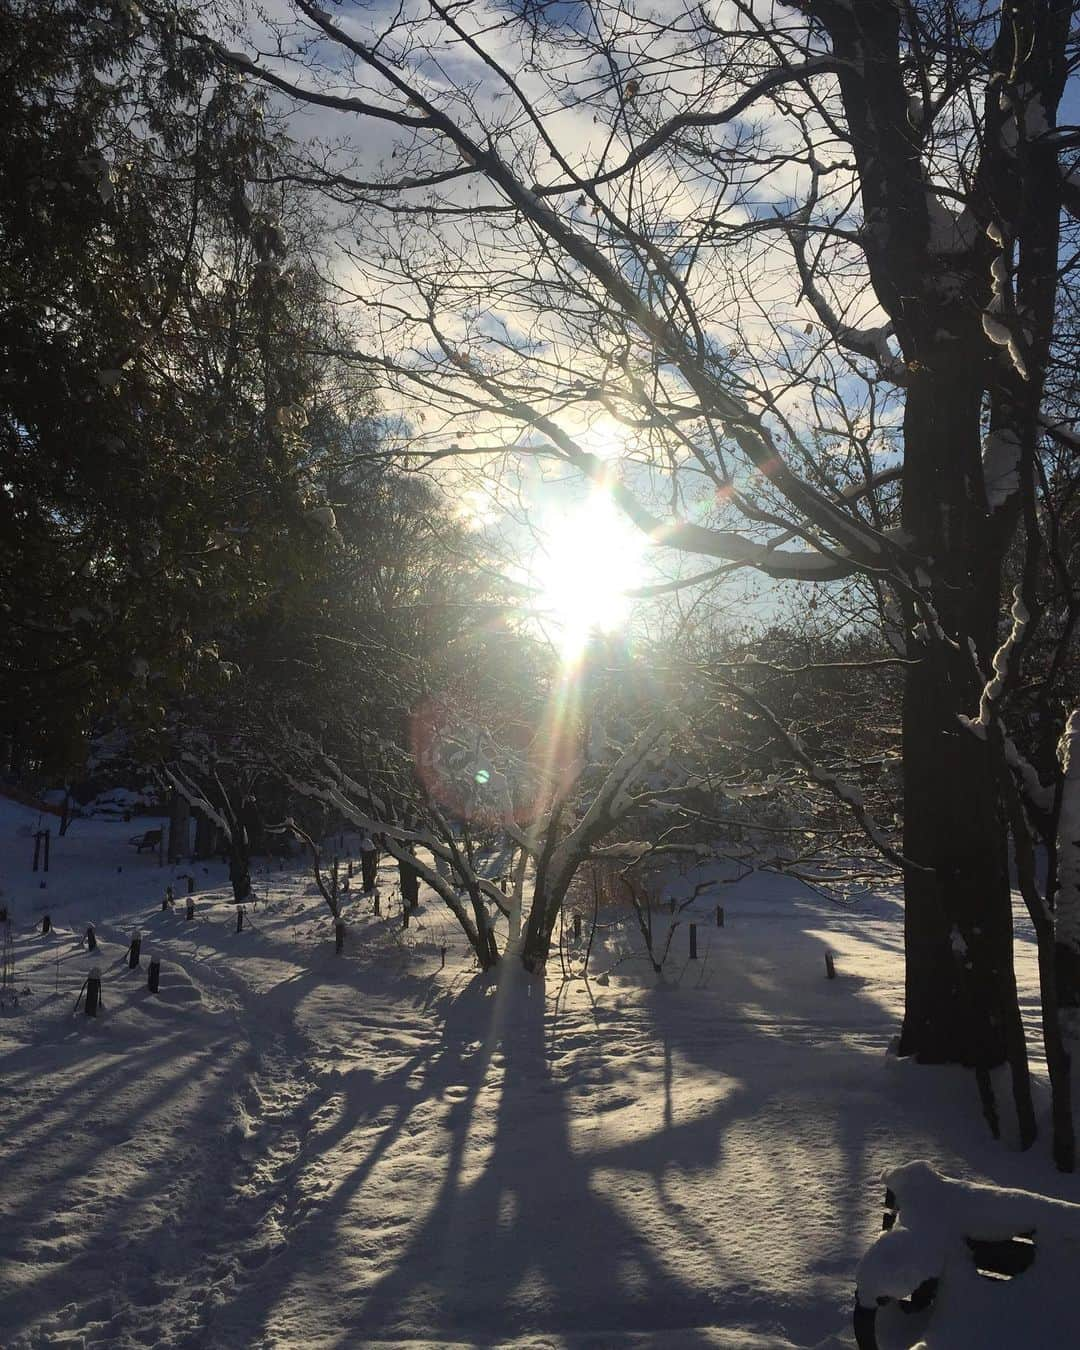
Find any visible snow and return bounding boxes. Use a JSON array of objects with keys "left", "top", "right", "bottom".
[
  {"left": 857, "top": 1162, "right": 1080, "bottom": 1349},
  {"left": 959, "top": 585, "right": 1028, "bottom": 736},
  {"left": 3, "top": 794, "right": 1080, "bottom": 1348},
  {"left": 982, "top": 426, "right": 1022, "bottom": 508},
  {"left": 925, "top": 195, "right": 975, "bottom": 256},
  {"left": 981, "top": 312, "right": 1012, "bottom": 347}
]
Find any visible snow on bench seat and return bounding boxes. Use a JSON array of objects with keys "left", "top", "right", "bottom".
[{"left": 855, "top": 1160, "right": 1080, "bottom": 1349}]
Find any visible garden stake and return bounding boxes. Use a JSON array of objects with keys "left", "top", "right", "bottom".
[{"left": 85, "top": 968, "right": 101, "bottom": 1017}]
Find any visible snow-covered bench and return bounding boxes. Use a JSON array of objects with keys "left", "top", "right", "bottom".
[
  {"left": 854, "top": 1161, "right": 1080, "bottom": 1349},
  {"left": 129, "top": 828, "right": 162, "bottom": 853}
]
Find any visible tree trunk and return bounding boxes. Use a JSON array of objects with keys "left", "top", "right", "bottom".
[
  {"left": 229, "top": 841, "right": 252, "bottom": 905},
  {"left": 192, "top": 807, "right": 215, "bottom": 860},
  {"left": 521, "top": 847, "right": 575, "bottom": 972},
  {"left": 509, "top": 844, "right": 528, "bottom": 942},
  {"left": 167, "top": 790, "right": 191, "bottom": 864},
  {"left": 1056, "top": 710, "right": 1080, "bottom": 1022},
  {"left": 398, "top": 850, "right": 420, "bottom": 908},
  {"left": 898, "top": 359, "right": 1021, "bottom": 1069}
]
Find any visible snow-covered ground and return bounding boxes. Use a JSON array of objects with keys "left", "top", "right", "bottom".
[{"left": 2, "top": 795, "right": 1079, "bottom": 1349}]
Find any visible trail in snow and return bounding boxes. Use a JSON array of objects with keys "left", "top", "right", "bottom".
[{"left": 2, "top": 798, "right": 1078, "bottom": 1348}]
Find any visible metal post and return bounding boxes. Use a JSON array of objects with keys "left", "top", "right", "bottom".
[
  {"left": 689, "top": 923, "right": 698, "bottom": 959},
  {"left": 825, "top": 953, "right": 836, "bottom": 979},
  {"left": 85, "top": 967, "right": 101, "bottom": 1017}
]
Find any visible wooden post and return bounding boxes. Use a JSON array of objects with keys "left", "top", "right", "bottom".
[
  {"left": 41, "top": 914, "right": 51, "bottom": 934},
  {"left": 85, "top": 923, "right": 96, "bottom": 951},
  {"left": 689, "top": 923, "right": 698, "bottom": 959},
  {"left": 128, "top": 931, "right": 141, "bottom": 968},
  {"left": 185, "top": 897, "right": 195, "bottom": 920},
  {"left": 236, "top": 906, "right": 244, "bottom": 934},
  {"left": 85, "top": 967, "right": 101, "bottom": 1016},
  {"left": 335, "top": 919, "right": 345, "bottom": 954},
  {"left": 825, "top": 953, "right": 836, "bottom": 979},
  {"left": 147, "top": 956, "right": 160, "bottom": 993}
]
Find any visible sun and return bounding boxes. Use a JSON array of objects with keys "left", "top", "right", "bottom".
[{"left": 532, "top": 485, "right": 646, "bottom": 659}]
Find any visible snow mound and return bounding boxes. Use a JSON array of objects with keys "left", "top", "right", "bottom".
[{"left": 857, "top": 1160, "right": 1080, "bottom": 1348}]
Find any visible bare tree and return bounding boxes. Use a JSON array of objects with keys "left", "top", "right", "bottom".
[{"left": 161, "top": 1, "right": 1080, "bottom": 1157}]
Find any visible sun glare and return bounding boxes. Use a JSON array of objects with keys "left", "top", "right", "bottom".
[{"left": 533, "top": 487, "right": 646, "bottom": 659}]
